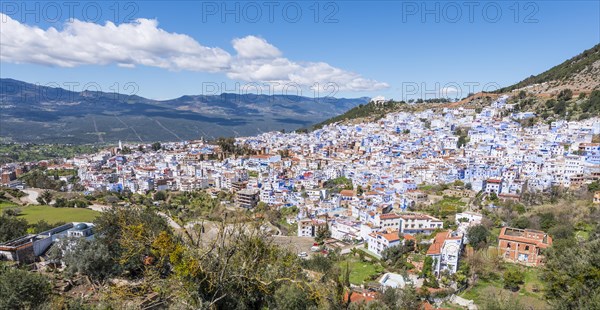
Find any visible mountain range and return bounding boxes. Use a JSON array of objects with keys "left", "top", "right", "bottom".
[
  {"left": 2, "top": 44, "right": 599, "bottom": 145},
  {"left": 0, "top": 78, "right": 368, "bottom": 144}
]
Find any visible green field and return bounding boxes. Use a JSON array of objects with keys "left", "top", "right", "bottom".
[
  {"left": 459, "top": 265, "right": 548, "bottom": 309},
  {"left": 338, "top": 258, "right": 384, "bottom": 285},
  {"left": 17, "top": 205, "right": 99, "bottom": 224},
  {"left": 0, "top": 201, "right": 20, "bottom": 210}
]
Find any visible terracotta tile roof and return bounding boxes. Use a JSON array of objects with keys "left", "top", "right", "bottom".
[
  {"left": 379, "top": 213, "right": 401, "bottom": 219},
  {"left": 340, "top": 190, "right": 356, "bottom": 197},
  {"left": 426, "top": 231, "right": 448, "bottom": 255},
  {"left": 498, "top": 227, "right": 552, "bottom": 248},
  {"left": 400, "top": 213, "right": 440, "bottom": 221},
  {"left": 380, "top": 231, "right": 400, "bottom": 242},
  {"left": 402, "top": 234, "right": 416, "bottom": 241},
  {"left": 421, "top": 301, "right": 451, "bottom": 310},
  {"left": 343, "top": 290, "right": 378, "bottom": 303},
  {"left": 426, "top": 230, "right": 462, "bottom": 255},
  {"left": 369, "top": 230, "right": 401, "bottom": 242},
  {"left": 250, "top": 154, "right": 275, "bottom": 159}
]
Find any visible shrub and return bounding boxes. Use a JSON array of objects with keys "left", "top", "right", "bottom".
[{"left": 503, "top": 268, "right": 524, "bottom": 291}]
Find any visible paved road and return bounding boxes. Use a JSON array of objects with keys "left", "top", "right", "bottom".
[
  {"left": 88, "top": 204, "right": 183, "bottom": 230},
  {"left": 21, "top": 189, "right": 40, "bottom": 205},
  {"left": 157, "top": 211, "right": 183, "bottom": 230},
  {"left": 88, "top": 204, "right": 111, "bottom": 212}
]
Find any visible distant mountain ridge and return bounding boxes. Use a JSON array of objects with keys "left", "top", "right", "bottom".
[{"left": 0, "top": 78, "right": 369, "bottom": 144}]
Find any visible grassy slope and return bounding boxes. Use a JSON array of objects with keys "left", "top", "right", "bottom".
[
  {"left": 0, "top": 201, "right": 19, "bottom": 210},
  {"left": 497, "top": 43, "right": 600, "bottom": 93},
  {"left": 459, "top": 265, "right": 548, "bottom": 309},
  {"left": 18, "top": 205, "right": 99, "bottom": 224},
  {"left": 312, "top": 101, "right": 441, "bottom": 130},
  {"left": 338, "top": 257, "right": 384, "bottom": 285}
]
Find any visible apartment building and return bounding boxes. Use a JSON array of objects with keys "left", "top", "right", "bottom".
[
  {"left": 426, "top": 230, "right": 463, "bottom": 276},
  {"left": 399, "top": 213, "right": 443, "bottom": 235},
  {"left": 375, "top": 213, "right": 401, "bottom": 230},
  {"left": 367, "top": 230, "right": 401, "bottom": 257},
  {"left": 297, "top": 219, "right": 327, "bottom": 237},
  {"left": 236, "top": 189, "right": 259, "bottom": 208}
]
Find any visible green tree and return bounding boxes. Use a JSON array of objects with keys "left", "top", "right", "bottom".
[
  {"left": 511, "top": 216, "right": 530, "bottom": 229},
  {"left": 381, "top": 242, "right": 414, "bottom": 268},
  {"left": 314, "top": 224, "right": 331, "bottom": 243},
  {"left": 0, "top": 215, "right": 28, "bottom": 242},
  {"left": 30, "top": 220, "right": 65, "bottom": 234},
  {"left": 381, "top": 285, "right": 421, "bottom": 310},
  {"left": 0, "top": 267, "right": 51, "bottom": 309},
  {"left": 467, "top": 224, "right": 490, "bottom": 250},
  {"left": 558, "top": 89, "right": 573, "bottom": 101},
  {"left": 543, "top": 239, "right": 600, "bottom": 309},
  {"left": 273, "top": 283, "right": 315, "bottom": 310},
  {"left": 153, "top": 190, "right": 167, "bottom": 201},
  {"left": 93, "top": 206, "right": 171, "bottom": 277},
  {"left": 457, "top": 135, "right": 469, "bottom": 148},
  {"left": 588, "top": 181, "right": 600, "bottom": 192},
  {"left": 539, "top": 212, "right": 557, "bottom": 231},
  {"left": 549, "top": 223, "right": 574, "bottom": 240},
  {"left": 301, "top": 254, "right": 333, "bottom": 273},
  {"left": 553, "top": 100, "right": 567, "bottom": 115},
  {"left": 151, "top": 142, "right": 162, "bottom": 151},
  {"left": 503, "top": 268, "right": 524, "bottom": 291},
  {"left": 19, "top": 169, "right": 66, "bottom": 190},
  {"left": 421, "top": 256, "right": 439, "bottom": 288},
  {"left": 37, "top": 190, "right": 53, "bottom": 205},
  {"left": 55, "top": 238, "right": 119, "bottom": 283}
]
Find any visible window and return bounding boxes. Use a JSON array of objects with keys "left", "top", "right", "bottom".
[
  {"left": 518, "top": 253, "right": 529, "bottom": 261},
  {"left": 507, "top": 242, "right": 511, "bottom": 249},
  {"left": 525, "top": 245, "right": 529, "bottom": 251}
]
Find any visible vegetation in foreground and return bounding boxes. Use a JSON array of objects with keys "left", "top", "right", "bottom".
[
  {"left": 0, "top": 180, "right": 599, "bottom": 309},
  {"left": 0, "top": 143, "right": 98, "bottom": 164}
]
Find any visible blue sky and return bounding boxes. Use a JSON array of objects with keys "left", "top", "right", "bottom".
[{"left": 1, "top": 1, "right": 599, "bottom": 100}]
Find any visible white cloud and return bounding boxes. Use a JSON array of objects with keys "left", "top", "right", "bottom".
[
  {"left": 228, "top": 39, "right": 389, "bottom": 92},
  {"left": 0, "top": 14, "right": 388, "bottom": 92},
  {"left": 0, "top": 13, "right": 230, "bottom": 72},
  {"left": 232, "top": 36, "right": 281, "bottom": 59},
  {"left": 440, "top": 86, "right": 459, "bottom": 96}
]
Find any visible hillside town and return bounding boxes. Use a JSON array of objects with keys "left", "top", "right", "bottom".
[
  {"left": 9, "top": 97, "right": 592, "bottom": 198},
  {"left": 1, "top": 1, "right": 599, "bottom": 307},
  {"left": 2, "top": 96, "right": 598, "bottom": 289}
]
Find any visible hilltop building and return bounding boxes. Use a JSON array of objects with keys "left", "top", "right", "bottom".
[{"left": 498, "top": 227, "right": 552, "bottom": 266}]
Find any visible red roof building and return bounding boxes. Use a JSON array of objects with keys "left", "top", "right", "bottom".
[{"left": 498, "top": 227, "right": 552, "bottom": 266}]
